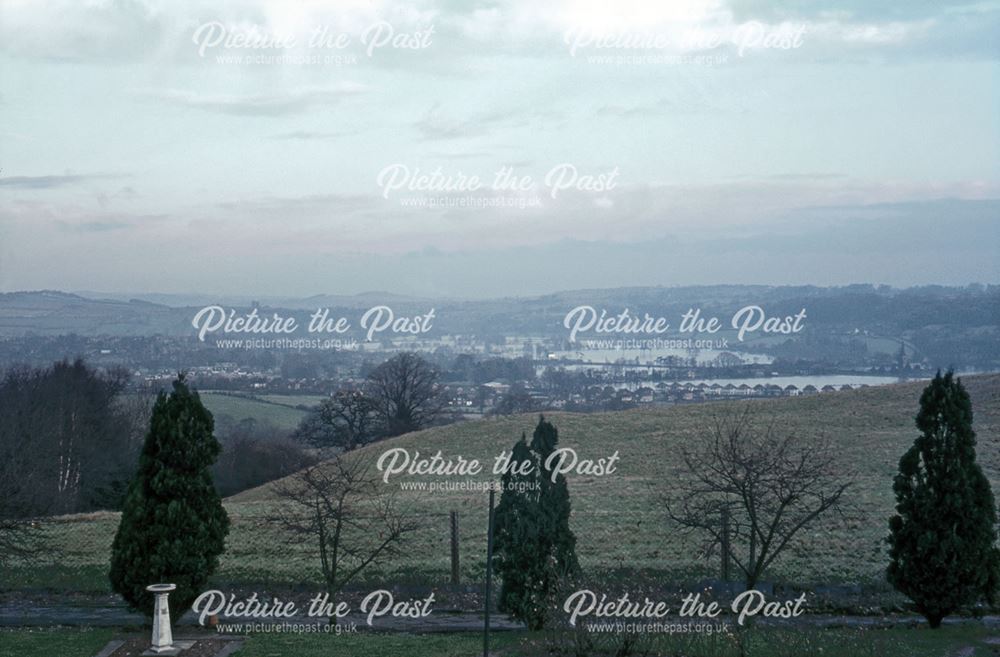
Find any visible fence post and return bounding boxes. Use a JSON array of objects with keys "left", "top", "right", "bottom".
[
  {"left": 484, "top": 488, "right": 495, "bottom": 657},
  {"left": 450, "top": 510, "right": 460, "bottom": 585}
]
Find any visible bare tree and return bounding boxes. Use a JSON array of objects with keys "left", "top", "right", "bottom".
[
  {"left": 269, "top": 455, "right": 418, "bottom": 597},
  {"left": 117, "top": 388, "right": 156, "bottom": 447},
  {"left": 365, "top": 352, "right": 444, "bottom": 436},
  {"left": 663, "top": 406, "right": 851, "bottom": 589},
  {"left": 296, "top": 388, "right": 381, "bottom": 451}
]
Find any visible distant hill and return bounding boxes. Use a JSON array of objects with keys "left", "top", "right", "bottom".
[
  {"left": 0, "top": 290, "right": 184, "bottom": 336},
  {"left": 2, "top": 284, "right": 997, "bottom": 336},
  {"left": 1, "top": 285, "right": 997, "bottom": 368}
]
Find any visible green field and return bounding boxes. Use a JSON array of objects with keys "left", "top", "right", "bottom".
[
  {"left": 255, "top": 394, "right": 327, "bottom": 408},
  {"left": 4, "top": 375, "right": 998, "bottom": 594},
  {"left": 199, "top": 392, "right": 310, "bottom": 432},
  {"left": 3, "top": 624, "right": 998, "bottom": 657}
]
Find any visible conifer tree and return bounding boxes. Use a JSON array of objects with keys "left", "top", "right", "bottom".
[
  {"left": 109, "top": 375, "right": 229, "bottom": 619},
  {"left": 531, "top": 416, "right": 580, "bottom": 578},
  {"left": 493, "top": 434, "right": 545, "bottom": 626},
  {"left": 493, "top": 417, "right": 580, "bottom": 629},
  {"left": 887, "top": 371, "right": 999, "bottom": 627}
]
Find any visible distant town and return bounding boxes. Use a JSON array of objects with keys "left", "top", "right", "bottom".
[
  {"left": 1, "top": 284, "right": 995, "bottom": 421},
  {"left": 0, "top": 328, "right": 935, "bottom": 418}
]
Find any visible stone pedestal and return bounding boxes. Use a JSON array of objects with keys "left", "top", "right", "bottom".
[{"left": 146, "top": 583, "right": 178, "bottom": 655}]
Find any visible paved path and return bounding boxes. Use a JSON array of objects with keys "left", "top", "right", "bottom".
[{"left": 0, "top": 600, "right": 523, "bottom": 632}]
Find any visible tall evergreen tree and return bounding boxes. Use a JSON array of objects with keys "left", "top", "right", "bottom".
[
  {"left": 887, "top": 370, "right": 999, "bottom": 627},
  {"left": 109, "top": 375, "right": 229, "bottom": 619},
  {"left": 493, "top": 434, "right": 545, "bottom": 627},
  {"left": 530, "top": 416, "right": 580, "bottom": 578},
  {"left": 493, "top": 417, "right": 580, "bottom": 629}
]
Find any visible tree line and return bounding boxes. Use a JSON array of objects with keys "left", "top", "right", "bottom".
[{"left": 0, "top": 359, "right": 148, "bottom": 521}]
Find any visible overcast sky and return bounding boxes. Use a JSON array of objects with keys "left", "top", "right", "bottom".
[{"left": 0, "top": 0, "right": 997, "bottom": 298}]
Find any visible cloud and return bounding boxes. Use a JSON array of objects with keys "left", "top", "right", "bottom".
[
  {"left": 412, "top": 102, "right": 565, "bottom": 140},
  {"left": 216, "top": 193, "right": 375, "bottom": 217},
  {"left": 54, "top": 220, "right": 134, "bottom": 233},
  {"left": 145, "top": 84, "right": 365, "bottom": 116},
  {"left": 269, "top": 130, "right": 357, "bottom": 140},
  {"left": 426, "top": 150, "right": 502, "bottom": 160},
  {"left": 0, "top": 0, "right": 161, "bottom": 61},
  {"left": 2, "top": 0, "right": 995, "bottom": 73},
  {"left": 764, "top": 173, "right": 846, "bottom": 180},
  {"left": 412, "top": 103, "right": 492, "bottom": 140},
  {"left": 726, "top": 0, "right": 993, "bottom": 22},
  {"left": 0, "top": 0, "right": 440, "bottom": 65},
  {"left": 595, "top": 86, "right": 768, "bottom": 117},
  {"left": 96, "top": 186, "right": 139, "bottom": 209},
  {"left": 719, "top": 1, "right": 999, "bottom": 60},
  {"left": 452, "top": 0, "right": 999, "bottom": 62},
  {"left": 0, "top": 174, "right": 126, "bottom": 190}
]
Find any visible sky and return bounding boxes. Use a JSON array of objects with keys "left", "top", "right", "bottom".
[{"left": 0, "top": 0, "right": 997, "bottom": 298}]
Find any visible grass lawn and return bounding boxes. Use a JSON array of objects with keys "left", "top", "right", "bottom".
[
  {"left": 0, "top": 628, "right": 516, "bottom": 657},
  {"left": 518, "top": 624, "right": 1000, "bottom": 657},
  {"left": 0, "top": 627, "right": 116, "bottom": 657},
  {"left": 239, "top": 631, "right": 519, "bottom": 657},
  {"left": 1, "top": 625, "right": 998, "bottom": 657}
]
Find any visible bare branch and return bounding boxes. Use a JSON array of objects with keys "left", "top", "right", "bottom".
[
  {"left": 266, "top": 453, "right": 418, "bottom": 598},
  {"left": 661, "top": 404, "right": 853, "bottom": 589}
]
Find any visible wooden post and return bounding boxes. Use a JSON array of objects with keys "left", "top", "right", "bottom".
[
  {"left": 721, "top": 505, "right": 731, "bottom": 582},
  {"left": 484, "top": 488, "right": 495, "bottom": 657},
  {"left": 450, "top": 510, "right": 460, "bottom": 585}
]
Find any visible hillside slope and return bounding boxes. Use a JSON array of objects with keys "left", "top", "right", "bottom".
[{"left": 227, "top": 374, "right": 1000, "bottom": 585}]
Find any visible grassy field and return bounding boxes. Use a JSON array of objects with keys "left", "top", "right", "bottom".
[
  {"left": 0, "top": 628, "right": 115, "bottom": 657},
  {"left": 3, "top": 375, "right": 998, "bottom": 593},
  {"left": 255, "top": 394, "right": 327, "bottom": 408},
  {"left": 3, "top": 624, "right": 999, "bottom": 657},
  {"left": 199, "top": 392, "right": 310, "bottom": 432}
]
